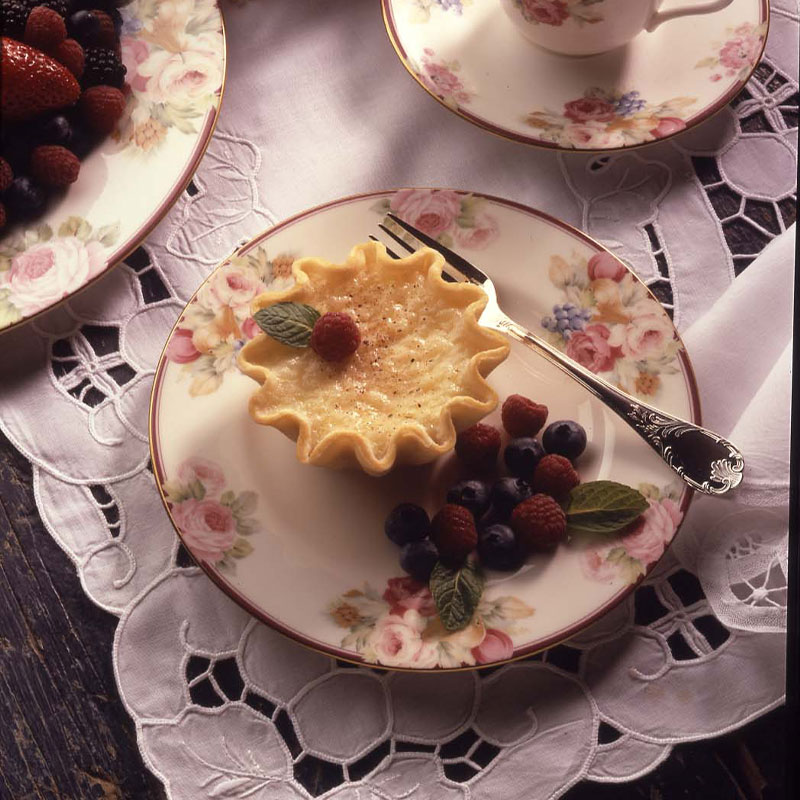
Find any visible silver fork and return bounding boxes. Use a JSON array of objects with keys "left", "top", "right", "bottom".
[{"left": 371, "top": 213, "right": 744, "bottom": 495}]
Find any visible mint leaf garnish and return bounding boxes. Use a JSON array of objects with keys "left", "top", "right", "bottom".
[
  {"left": 565, "top": 480, "right": 649, "bottom": 535},
  {"left": 253, "top": 302, "right": 320, "bottom": 347},
  {"left": 430, "top": 560, "right": 485, "bottom": 632}
]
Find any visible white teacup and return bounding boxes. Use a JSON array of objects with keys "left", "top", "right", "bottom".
[{"left": 500, "top": 0, "right": 735, "bottom": 56}]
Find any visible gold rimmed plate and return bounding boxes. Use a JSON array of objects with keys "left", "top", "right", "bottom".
[
  {"left": 0, "top": 0, "right": 226, "bottom": 333},
  {"left": 149, "top": 188, "right": 700, "bottom": 671},
  {"left": 382, "top": 0, "right": 768, "bottom": 151}
]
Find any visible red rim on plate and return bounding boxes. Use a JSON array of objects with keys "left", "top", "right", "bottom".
[
  {"left": 0, "top": 2, "right": 228, "bottom": 334},
  {"left": 149, "top": 188, "right": 701, "bottom": 671},
  {"left": 381, "top": 0, "right": 769, "bottom": 152}
]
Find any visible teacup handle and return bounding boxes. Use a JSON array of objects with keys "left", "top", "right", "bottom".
[{"left": 646, "top": 0, "right": 733, "bottom": 32}]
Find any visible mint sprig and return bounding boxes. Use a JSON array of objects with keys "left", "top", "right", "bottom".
[
  {"left": 429, "top": 560, "right": 485, "bottom": 632},
  {"left": 565, "top": 480, "right": 649, "bottom": 535},
  {"left": 253, "top": 302, "right": 320, "bottom": 347}
]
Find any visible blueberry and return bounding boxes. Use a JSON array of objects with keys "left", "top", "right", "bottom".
[
  {"left": 68, "top": 10, "right": 101, "bottom": 43},
  {"left": 478, "top": 524, "right": 524, "bottom": 571},
  {"left": 446, "top": 479, "right": 490, "bottom": 518},
  {"left": 38, "top": 115, "right": 73, "bottom": 146},
  {"left": 5, "top": 177, "right": 46, "bottom": 217},
  {"left": 554, "top": 308, "right": 568, "bottom": 320},
  {"left": 67, "top": 123, "right": 95, "bottom": 159},
  {"left": 557, "top": 318, "right": 570, "bottom": 331},
  {"left": 384, "top": 503, "right": 430, "bottom": 546},
  {"left": 542, "top": 420, "right": 587, "bottom": 460},
  {"left": 490, "top": 477, "right": 533, "bottom": 518},
  {"left": 503, "top": 437, "right": 545, "bottom": 477},
  {"left": 400, "top": 539, "right": 439, "bottom": 582}
]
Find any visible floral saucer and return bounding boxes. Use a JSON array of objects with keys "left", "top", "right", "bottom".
[
  {"left": 149, "top": 188, "right": 700, "bottom": 671},
  {"left": 0, "top": 0, "right": 225, "bottom": 333},
  {"left": 382, "top": 0, "right": 767, "bottom": 150}
]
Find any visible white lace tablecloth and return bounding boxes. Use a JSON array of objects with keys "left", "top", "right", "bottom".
[{"left": 0, "top": 1, "right": 796, "bottom": 797}]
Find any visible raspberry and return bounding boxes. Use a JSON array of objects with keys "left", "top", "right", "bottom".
[
  {"left": 532, "top": 454, "right": 580, "bottom": 499},
  {"left": 83, "top": 45, "right": 126, "bottom": 88},
  {"left": 310, "top": 312, "right": 360, "bottom": 361},
  {"left": 510, "top": 494, "right": 567, "bottom": 552},
  {"left": 24, "top": 5, "right": 67, "bottom": 52},
  {"left": 89, "top": 9, "right": 116, "bottom": 47},
  {"left": 0, "top": 157, "right": 13, "bottom": 193},
  {"left": 79, "top": 84, "right": 125, "bottom": 133},
  {"left": 502, "top": 394, "right": 548, "bottom": 438},
  {"left": 431, "top": 504, "right": 477, "bottom": 565},
  {"left": 455, "top": 423, "right": 501, "bottom": 469},
  {"left": 0, "top": 202, "right": 6, "bottom": 229},
  {"left": 30, "top": 145, "right": 80, "bottom": 187},
  {"left": 53, "top": 38, "right": 85, "bottom": 78}
]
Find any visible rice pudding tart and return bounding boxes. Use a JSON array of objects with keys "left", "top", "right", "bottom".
[{"left": 237, "top": 241, "right": 510, "bottom": 475}]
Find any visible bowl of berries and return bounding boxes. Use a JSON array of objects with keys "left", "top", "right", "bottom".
[
  {"left": 0, "top": 0, "right": 225, "bottom": 331},
  {"left": 149, "top": 188, "right": 700, "bottom": 670}
]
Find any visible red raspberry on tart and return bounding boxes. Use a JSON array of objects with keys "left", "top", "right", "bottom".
[{"left": 310, "top": 312, "right": 361, "bottom": 362}]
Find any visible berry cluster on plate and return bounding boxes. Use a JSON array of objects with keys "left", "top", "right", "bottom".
[
  {"left": 0, "top": 0, "right": 131, "bottom": 228},
  {"left": 385, "top": 393, "right": 588, "bottom": 580}
]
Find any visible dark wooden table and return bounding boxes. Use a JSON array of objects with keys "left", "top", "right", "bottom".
[{"left": 0, "top": 422, "right": 790, "bottom": 798}]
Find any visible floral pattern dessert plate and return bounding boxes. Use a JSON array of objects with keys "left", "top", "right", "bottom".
[
  {"left": 0, "top": 0, "right": 225, "bottom": 333},
  {"left": 149, "top": 188, "right": 700, "bottom": 671},
  {"left": 382, "top": 0, "right": 767, "bottom": 150}
]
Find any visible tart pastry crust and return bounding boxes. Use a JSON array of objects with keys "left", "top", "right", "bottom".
[{"left": 238, "top": 241, "right": 510, "bottom": 475}]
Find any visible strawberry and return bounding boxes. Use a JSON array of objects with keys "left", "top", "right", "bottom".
[
  {"left": 79, "top": 84, "right": 125, "bottom": 134},
  {"left": 52, "top": 38, "right": 85, "bottom": 78},
  {"left": 30, "top": 145, "right": 80, "bottom": 187},
  {"left": 0, "top": 37, "right": 80, "bottom": 123},
  {"left": 24, "top": 6, "right": 67, "bottom": 52}
]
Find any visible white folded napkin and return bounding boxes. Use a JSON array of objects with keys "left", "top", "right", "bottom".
[{"left": 671, "top": 226, "right": 793, "bottom": 632}]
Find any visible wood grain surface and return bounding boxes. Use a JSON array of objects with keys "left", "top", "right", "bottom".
[{"left": 0, "top": 424, "right": 788, "bottom": 798}]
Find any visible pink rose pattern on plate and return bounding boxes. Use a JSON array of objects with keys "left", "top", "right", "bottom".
[
  {"left": 541, "top": 250, "right": 682, "bottom": 399},
  {"left": 0, "top": 216, "right": 119, "bottom": 327},
  {"left": 118, "top": 0, "right": 224, "bottom": 152},
  {"left": 695, "top": 22, "right": 767, "bottom": 84},
  {"left": 371, "top": 189, "right": 500, "bottom": 251},
  {"left": 524, "top": 87, "right": 695, "bottom": 149},
  {"left": 413, "top": 48, "right": 474, "bottom": 109},
  {"left": 166, "top": 247, "right": 296, "bottom": 396},
  {"left": 163, "top": 457, "right": 259, "bottom": 571},
  {"left": 581, "top": 484, "right": 683, "bottom": 585},
  {"left": 513, "top": 0, "right": 604, "bottom": 26},
  {"left": 329, "top": 580, "right": 534, "bottom": 668}
]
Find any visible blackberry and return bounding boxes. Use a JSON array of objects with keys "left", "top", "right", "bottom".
[
  {"left": 39, "top": 1, "right": 69, "bottom": 15},
  {"left": 0, "top": 1, "right": 30, "bottom": 37},
  {"left": 83, "top": 47, "right": 127, "bottom": 89}
]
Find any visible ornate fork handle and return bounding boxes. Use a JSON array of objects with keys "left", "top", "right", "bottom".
[{"left": 497, "top": 317, "right": 744, "bottom": 495}]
